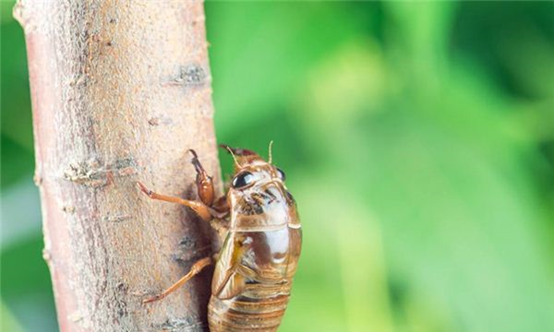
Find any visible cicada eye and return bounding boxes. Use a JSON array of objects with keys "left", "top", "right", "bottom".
[
  {"left": 276, "top": 168, "right": 286, "bottom": 181},
  {"left": 232, "top": 171, "right": 254, "bottom": 189}
]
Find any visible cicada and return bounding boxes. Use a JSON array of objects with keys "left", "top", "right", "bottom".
[{"left": 138, "top": 144, "right": 302, "bottom": 332}]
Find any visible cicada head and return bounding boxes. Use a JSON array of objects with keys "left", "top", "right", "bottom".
[{"left": 220, "top": 143, "right": 296, "bottom": 222}]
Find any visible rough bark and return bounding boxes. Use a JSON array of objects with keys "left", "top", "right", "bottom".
[{"left": 14, "top": 1, "right": 219, "bottom": 331}]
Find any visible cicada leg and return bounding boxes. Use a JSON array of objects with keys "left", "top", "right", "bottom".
[
  {"left": 189, "top": 149, "right": 215, "bottom": 206},
  {"left": 137, "top": 181, "right": 216, "bottom": 221},
  {"left": 137, "top": 150, "right": 230, "bottom": 222},
  {"left": 143, "top": 256, "right": 212, "bottom": 304},
  {"left": 188, "top": 149, "right": 229, "bottom": 216}
]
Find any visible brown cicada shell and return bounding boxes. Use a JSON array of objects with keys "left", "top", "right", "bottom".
[{"left": 138, "top": 144, "right": 302, "bottom": 332}]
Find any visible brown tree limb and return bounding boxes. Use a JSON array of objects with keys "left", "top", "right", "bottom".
[{"left": 14, "top": 1, "right": 219, "bottom": 331}]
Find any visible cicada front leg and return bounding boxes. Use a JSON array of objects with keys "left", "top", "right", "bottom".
[
  {"left": 137, "top": 149, "right": 229, "bottom": 222},
  {"left": 189, "top": 149, "right": 215, "bottom": 207},
  {"left": 188, "top": 149, "right": 230, "bottom": 219},
  {"left": 188, "top": 149, "right": 230, "bottom": 236}
]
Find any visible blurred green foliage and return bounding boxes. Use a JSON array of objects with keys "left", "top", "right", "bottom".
[{"left": 2, "top": 1, "right": 554, "bottom": 332}]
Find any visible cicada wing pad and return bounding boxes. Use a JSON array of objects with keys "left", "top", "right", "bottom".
[{"left": 212, "top": 233, "right": 250, "bottom": 300}]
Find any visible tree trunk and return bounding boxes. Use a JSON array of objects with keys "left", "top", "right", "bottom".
[{"left": 14, "top": 0, "right": 219, "bottom": 331}]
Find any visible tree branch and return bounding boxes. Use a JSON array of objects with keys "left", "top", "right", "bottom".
[{"left": 14, "top": 0, "right": 219, "bottom": 331}]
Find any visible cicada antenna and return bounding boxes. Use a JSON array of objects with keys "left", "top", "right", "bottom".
[
  {"left": 268, "top": 140, "right": 274, "bottom": 164},
  {"left": 220, "top": 144, "right": 241, "bottom": 169}
]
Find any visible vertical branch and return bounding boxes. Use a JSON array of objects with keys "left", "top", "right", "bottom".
[{"left": 14, "top": 0, "right": 218, "bottom": 331}]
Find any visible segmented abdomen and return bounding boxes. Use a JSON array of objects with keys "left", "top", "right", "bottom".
[{"left": 208, "top": 282, "right": 292, "bottom": 332}]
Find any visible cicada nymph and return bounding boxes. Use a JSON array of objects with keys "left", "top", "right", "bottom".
[{"left": 138, "top": 144, "right": 301, "bottom": 332}]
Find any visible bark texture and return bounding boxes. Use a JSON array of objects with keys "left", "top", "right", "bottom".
[{"left": 14, "top": 1, "right": 219, "bottom": 331}]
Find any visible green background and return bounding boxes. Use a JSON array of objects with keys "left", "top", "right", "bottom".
[{"left": 2, "top": 1, "right": 554, "bottom": 331}]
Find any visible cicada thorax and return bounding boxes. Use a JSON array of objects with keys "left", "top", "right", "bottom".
[{"left": 208, "top": 150, "right": 302, "bottom": 332}]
